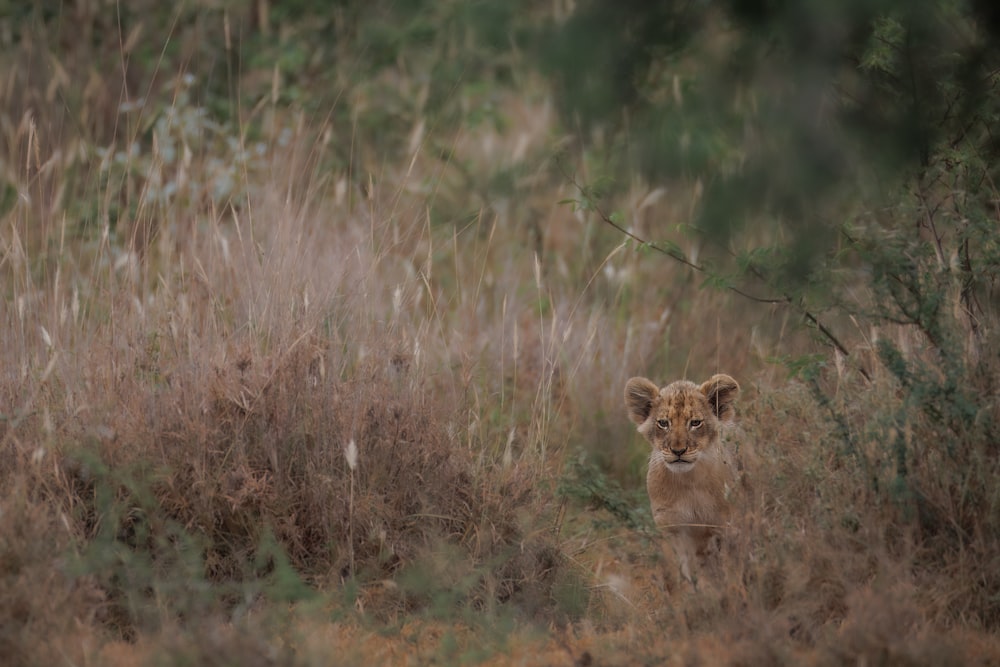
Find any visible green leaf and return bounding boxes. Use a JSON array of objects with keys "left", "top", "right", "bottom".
[{"left": 767, "top": 353, "right": 827, "bottom": 380}]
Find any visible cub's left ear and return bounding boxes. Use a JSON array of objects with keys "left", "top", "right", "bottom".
[{"left": 700, "top": 374, "right": 740, "bottom": 421}]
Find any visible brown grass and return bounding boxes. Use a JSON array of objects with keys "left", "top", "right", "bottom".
[{"left": 1, "top": 7, "right": 999, "bottom": 666}]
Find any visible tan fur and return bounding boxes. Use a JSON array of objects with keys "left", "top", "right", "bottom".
[{"left": 624, "top": 374, "right": 740, "bottom": 584}]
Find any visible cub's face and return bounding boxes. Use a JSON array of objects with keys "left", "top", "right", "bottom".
[{"left": 624, "top": 375, "right": 740, "bottom": 474}]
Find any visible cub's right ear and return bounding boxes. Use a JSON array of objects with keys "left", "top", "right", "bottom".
[{"left": 625, "top": 377, "right": 660, "bottom": 425}]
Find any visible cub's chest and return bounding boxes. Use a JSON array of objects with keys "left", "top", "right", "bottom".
[{"left": 646, "top": 459, "right": 730, "bottom": 514}]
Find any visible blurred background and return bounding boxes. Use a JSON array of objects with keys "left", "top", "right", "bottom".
[{"left": 1, "top": 1, "right": 999, "bottom": 664}]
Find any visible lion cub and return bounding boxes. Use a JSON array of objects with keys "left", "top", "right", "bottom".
[{"left": 624, "top": 374, "right": 740, "bottom": 585}]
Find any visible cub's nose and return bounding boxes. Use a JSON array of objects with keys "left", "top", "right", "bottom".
[{"left": 670, "top": 446, "right": 688, "bottom": 457}]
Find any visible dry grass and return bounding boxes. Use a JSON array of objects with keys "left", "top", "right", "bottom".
[{"left": 1, "top": 7, "right": 999, "bottom": 666}]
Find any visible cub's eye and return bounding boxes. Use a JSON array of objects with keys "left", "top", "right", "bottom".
[
  {"left": 689, "top": 419, "right": 703, "bottom": 429},
  {"left": 656, "top": 418, "right": 670, "bottom": 430}
]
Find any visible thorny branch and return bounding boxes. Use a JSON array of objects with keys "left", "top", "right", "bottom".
[{"left": 561, "top": 169, "right": 870, "bottom": 381}]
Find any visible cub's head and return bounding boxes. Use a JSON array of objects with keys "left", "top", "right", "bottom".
[{"left": 624, "top": 374, "right": 740, "bottom": 474}]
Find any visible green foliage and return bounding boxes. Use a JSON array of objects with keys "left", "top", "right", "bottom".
[
  {"left": 67, "top": 450, "right": 221, "bottom": 636},
  {"left": 558, "top": 456, "right": 652, "bottom": 532},
  {"left": 558, "top": 174, "right": 616, "bottom": 214},
  {"left": 544, "top": 0, "right": 1000, "bottom": 285},
  {"left": 769, "top": 354, "right": 827, "bottom": 381},
  {"left": 0, "top": 182, "right": 15, "bottom": 219},
  {"left": 87, "top": 74, "right": 264, "bottom": 242},
  {"left": 546, "top": 2, "right": 1000, "bottom": 625}
]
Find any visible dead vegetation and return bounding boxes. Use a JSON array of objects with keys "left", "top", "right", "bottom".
[{"left": 1, "top": 4, "right": 1000, "bottom": 666}]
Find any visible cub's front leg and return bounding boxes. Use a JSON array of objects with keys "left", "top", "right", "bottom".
[{"left": 652, "top": 509, "right": 698, "bottom": 589}]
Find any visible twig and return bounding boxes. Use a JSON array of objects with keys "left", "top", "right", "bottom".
[{"left": 561, "top": 168, "right": 869, "bottom": 379}]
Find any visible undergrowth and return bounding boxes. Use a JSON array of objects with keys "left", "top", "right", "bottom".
[{"left": 1, "top": 2, "right": 999, "bottom": 666}]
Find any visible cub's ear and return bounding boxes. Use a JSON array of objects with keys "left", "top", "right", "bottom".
[
  {"left": 625, "top": 377, "right": 660, "bottom": 425},
  {"left": 700, "top": 374, "right": 740, "bottom": 422}
]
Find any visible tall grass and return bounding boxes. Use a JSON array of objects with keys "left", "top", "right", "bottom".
[{"left": 1, "top": 4, "right": 999, "bottom": 666}]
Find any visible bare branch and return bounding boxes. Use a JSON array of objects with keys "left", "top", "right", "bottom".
[{"left": 560, "top": 167, "right": 869, "bottom": 380}]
